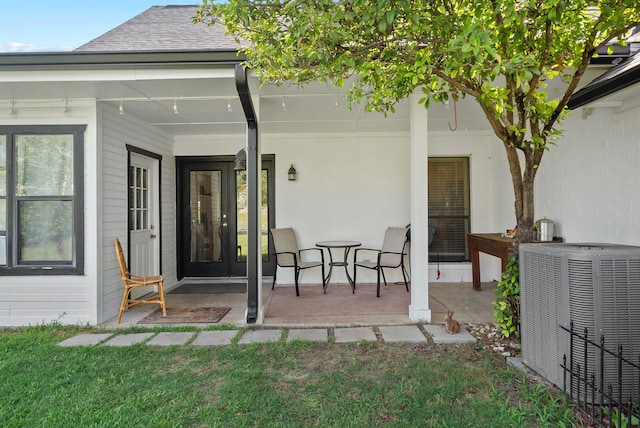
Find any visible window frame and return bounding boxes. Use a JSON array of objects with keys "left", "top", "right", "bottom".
[
  {"left": 428, "top": 156, "right": 471, "bottom": 263},
  {"left": 0, "top": 125, "right": 85, "bottom": 275}
]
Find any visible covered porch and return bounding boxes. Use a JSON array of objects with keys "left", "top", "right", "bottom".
[
  {"left": 104, "top": 279, "right": 496, "bottom": 328},
  {"left": 2, "top": 5, "right": 640, "bottom": 328},
  {"left": 0, "top": 48, "right": 509, "bottom": 327}
]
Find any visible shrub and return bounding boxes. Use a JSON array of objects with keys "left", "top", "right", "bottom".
[{"left": 493, "top": 256, "right": 520, "bottom": 339}]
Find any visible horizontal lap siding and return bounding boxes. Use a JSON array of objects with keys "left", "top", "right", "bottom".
[
  {"left": 99, "top": 105, "right": 177, "bottom": 323},
  {"left": 0, "top": 283, "right": 90, "bottom": 326},
  {"left": 0, "top": 99, "right": 99, "bottom": 326}
]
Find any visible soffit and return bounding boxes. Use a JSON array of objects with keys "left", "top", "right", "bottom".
[{"left": 0, "top": 66, "right": 494, "bottom": 135}]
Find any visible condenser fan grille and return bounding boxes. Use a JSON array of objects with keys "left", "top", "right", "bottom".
[{"left": 520, "top": 243, "right": 640, "bottom": 402}]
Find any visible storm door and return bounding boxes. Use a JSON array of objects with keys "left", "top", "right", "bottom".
[{"left": 177, "top": 157, "right": 275, "bottom": 278}]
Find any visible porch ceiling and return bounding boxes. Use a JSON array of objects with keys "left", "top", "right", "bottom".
[
  {"left": 0, "top": 69, "right": 493, "bottom": 135},
  {"left": 3, "top": 58, "right": 640, "bottom": 136}
]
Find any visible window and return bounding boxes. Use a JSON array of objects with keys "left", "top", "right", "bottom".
[
  {"left": 428, "top": 157, "right": 470, "bottom": 262},
  {"left": 0, "top": 125, "right": 85, "bottom": 274}
]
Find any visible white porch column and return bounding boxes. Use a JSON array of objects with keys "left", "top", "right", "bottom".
[{"left": 409, "top": 94, "right": 431, "bottom": 322}]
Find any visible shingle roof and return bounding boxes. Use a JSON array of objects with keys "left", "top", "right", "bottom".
[
  {"left": 567, "top": 27, "right": 640, "bottom": 109},
  {"left": 74, "top": 5, "right": 240, "bottom": 53},
  {"left": 568, "top": 50, "right": 640, "bottom": 109}
]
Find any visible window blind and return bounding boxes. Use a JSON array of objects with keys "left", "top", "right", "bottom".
[{"left": 428, "top": 157, "right": 470, "bottom": 262}]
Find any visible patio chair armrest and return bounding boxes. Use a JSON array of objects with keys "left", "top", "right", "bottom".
[
  {"left": 299, "top": 247, "right": 325, "bottom": 264},
  {"left": 377, "top": 250, "right": 407, "bottom": 265},
  {"left": 379, "top": 250, "right": 405, "bottom": 257},
  {"left": 354, "top": 247, "right": 380, "bottom": 262}
]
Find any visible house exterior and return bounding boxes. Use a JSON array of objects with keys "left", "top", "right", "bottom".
[{"left": 0, "top": 5, "right": 637, "bottom": 326}]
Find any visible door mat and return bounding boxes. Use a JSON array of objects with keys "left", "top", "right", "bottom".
[
  {"left": 168, "top": 282, "right": 246, "bottom": 294},
  {"left": 137, "top": 307, "right": 231, "bottom": 324}
]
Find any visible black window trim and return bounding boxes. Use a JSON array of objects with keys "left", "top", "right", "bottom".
[
  {"left": 0, "top": 125, "right": 85, "bottom": 276},
  {"left": 428, "top": 156, "right": 471, "bottom": 263}
]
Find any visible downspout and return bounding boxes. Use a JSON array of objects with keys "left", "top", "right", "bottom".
[{"left": 235, "top": 64, "right": 260, "bottom": 324}]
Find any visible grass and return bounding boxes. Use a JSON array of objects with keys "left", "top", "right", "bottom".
[{"left": 0, "top": 325, "right": 578, "bottom": 427}]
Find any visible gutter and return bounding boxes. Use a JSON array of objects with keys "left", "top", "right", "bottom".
[
  {"left": 234, "top": 63, "right": 260, "bottom": 324},
  {"left": 0, "top": 50, "right": 245, "bottom": 69},
  {"left": 568, "top": 51, "right": 640, "bottom": 110},
  {"left": 567, "top": 35, "right": 640, "bottom": 110}
]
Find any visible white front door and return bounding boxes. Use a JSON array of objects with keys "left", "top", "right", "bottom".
[{"left": 129, "top": 153, "right": 160, "bottom": 296}]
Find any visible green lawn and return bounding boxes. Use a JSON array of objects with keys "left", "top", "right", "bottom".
[{"left": 0, "top": 325, "right": 577, "bottom": 427}]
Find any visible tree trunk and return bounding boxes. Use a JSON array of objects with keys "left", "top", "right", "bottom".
[
  {"left": 516, "top": 174, "right": 535, "bottom": 255},
  {"left": 503, "top": 142, "right": 537, "bottom": 256}
]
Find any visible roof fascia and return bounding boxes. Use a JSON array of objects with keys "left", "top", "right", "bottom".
[
  {"left": 568, "top": 61, "right": 640, "bottom": 110},
  {"left": 0, "top": 50, "right": 246, "bottom": 70}
]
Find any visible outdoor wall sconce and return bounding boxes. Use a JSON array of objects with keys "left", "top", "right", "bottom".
[
  {"left": 288, "top": 164, "right": 297, "bottom": 181},
  {"left": 234, "top": 148, "right": 246, "bottom": 171}
]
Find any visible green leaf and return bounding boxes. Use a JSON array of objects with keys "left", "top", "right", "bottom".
[
  {"left": 386, "top": 10, "right": 395, "bottom": 25},
  {"left": 206, "top": 2, "right": 640, "bottom": 296}
]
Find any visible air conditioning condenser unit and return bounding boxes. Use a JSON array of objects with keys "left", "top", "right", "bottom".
[{"left": 520, "top": 242, "right": 640, "bottom": 401}]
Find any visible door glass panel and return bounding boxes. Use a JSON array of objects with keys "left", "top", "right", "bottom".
[
  {"left": 236, "top": 170, "right": 246, "bottom": 261},
  {"left": 261, "top": 170, "right": 269, "bottom": 262},
  {"left": 129, "top": 165, "right": 149, "bottom": 231},
  {"left": 190, "top": 171, "right": 222, "bottom": 263},
  {"left": 236, "top": 170, "right": 269, "bottom": 262},
  {"left": 0, "top": 135, "right": 6, "bottom": 232}
]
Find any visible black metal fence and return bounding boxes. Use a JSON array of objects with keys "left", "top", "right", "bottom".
[{"left": 560, "top": 321, "right": 640, "bottom": 427}]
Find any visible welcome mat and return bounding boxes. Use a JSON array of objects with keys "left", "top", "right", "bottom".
[
  {"left": 137, "top": 307, "right": 231, "bottom": 324},
  {"left": 168, "top": 283, "right": 246, "bottom": 294}
]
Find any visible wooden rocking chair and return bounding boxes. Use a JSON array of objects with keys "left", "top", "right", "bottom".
[{"left": 115, "top": 238, "right": 166, "bottom": 323}]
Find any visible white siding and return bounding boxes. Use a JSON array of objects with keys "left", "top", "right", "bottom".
[
  {"left": 536, "top": 102, "right": 640, "bottom": 245},
  {"left": 99, "top": 103, "right": 177, "bottom": 323},
  {"left": 0, "top": 99, "right": 99, "bottom": 326}
]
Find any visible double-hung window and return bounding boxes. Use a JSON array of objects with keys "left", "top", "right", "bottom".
[
  {"left": 428, "top": 157, "right": 470, "bottom": 262},
  {"left": 0, "top": 125, "right": 85, "bottom": 275}
]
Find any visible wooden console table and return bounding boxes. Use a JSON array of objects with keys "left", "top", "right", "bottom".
[{"left": 467, "top": 233, "right": 563, "bottom": 291}]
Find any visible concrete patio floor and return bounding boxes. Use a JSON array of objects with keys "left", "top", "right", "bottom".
[{"left": 104, "top": 279, "right": 497, "bottom": 328}]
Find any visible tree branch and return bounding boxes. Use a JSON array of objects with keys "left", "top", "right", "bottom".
[{"left": 432, "top": 70, "right": 482, "bottom": 98}]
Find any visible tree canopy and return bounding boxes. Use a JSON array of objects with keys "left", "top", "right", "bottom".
[{"left": 198, "top": 0, "right": 640, "bottom": 244}]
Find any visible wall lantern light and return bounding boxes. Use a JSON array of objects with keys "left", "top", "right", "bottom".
[
  {"left": 234, "top": 148, "right": 246, "bottom": 171},
  {"left": 288, "top": 164, "right": 297, "bottom": 181}
]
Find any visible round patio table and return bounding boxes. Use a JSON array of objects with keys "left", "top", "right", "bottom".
[{"left": 315, "top": 241, "right": 361, "bottom": 293}]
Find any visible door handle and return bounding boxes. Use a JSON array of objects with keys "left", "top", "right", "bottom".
[
  {"left": 150, "top": 234, "right": 157, "bottom": 239},
  {"left": 222, "top": 223, "right": 228, "bottom": 227}
]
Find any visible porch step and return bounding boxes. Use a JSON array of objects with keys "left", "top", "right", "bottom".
[{"left": 58, "top": 324, "right": 477, "bottom": 347}]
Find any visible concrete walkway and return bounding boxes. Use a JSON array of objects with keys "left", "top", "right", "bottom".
[{"left": 58, "top": 324, "right": 477, "bottom": 347}]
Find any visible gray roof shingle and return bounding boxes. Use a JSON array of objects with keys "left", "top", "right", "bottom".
[
  {"left": 567, "top": 49, "right": 640, "bottom": 109},
  {"left": 74, "top": 5, "right": 240, "bottom": 52}
]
